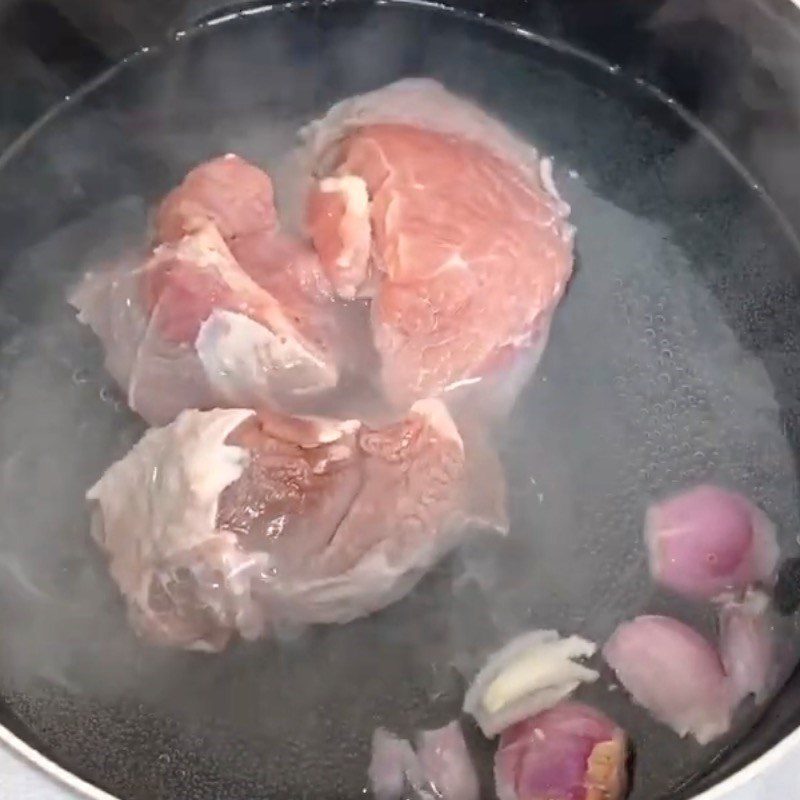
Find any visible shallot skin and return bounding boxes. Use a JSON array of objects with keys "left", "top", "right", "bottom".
[
  {"left": 645, "top": 485, "right": 779, "bottom": 600},
  {"left": 494, "top": 702, "right": 628, "bottom": 800},
  {"left": 719, "top": 589, "right": 776, "bottom": 706},
  {"left": 603, "top": 615, "right": 731, "bottom": 745}
]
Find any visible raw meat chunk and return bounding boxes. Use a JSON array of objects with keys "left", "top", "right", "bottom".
[
  {"left": 72, "top": 218, "right": 341, "bottom": 425},
  {"left": 155, "top": 154, "right": 278, "bottom": 243},
  {"left": 603, "top": 615, "right": 731, "bottom": 745},
  {"left": 463, "top": 630, "right": 599, "bottom": 737},
  {"left": 304, "top": 79, "right": 574, "bottom": 406},
  {"left": 494, "top": 702, "right": 628, "bottom": 800},
  {"left": 86, "top": 403, "right": 506, "bottom": 651},
  {"left": 645, "top": 485, "right": 779, "bottom": 600}
]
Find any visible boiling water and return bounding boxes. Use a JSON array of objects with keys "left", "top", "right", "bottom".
[{"left": 0, "top": 3, "right": 799, "bottom": 799}]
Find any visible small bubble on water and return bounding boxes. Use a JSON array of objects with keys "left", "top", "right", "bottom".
[
  {"left": 71, "top": 368, "right": 90, "bottom": 385},
  {"left": 99, "top": 386, "right": 115, "bottom": 404}
]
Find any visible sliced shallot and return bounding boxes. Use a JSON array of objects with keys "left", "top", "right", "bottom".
[
  {"left": 416, "top": 722, "right": 480, "bottom": 800},
  {"left": 645, "top": 485, "right": 779, "bottom": 600},
  {"left": 494, "top": 702, "right": 628, "bottom": 800},
  {"left": 368, "top": 722, "right": 478, "bottom": 800},
  {"left": 463, "top": 630, "right": 599, "bottom": 737},
  {"left": 603, "top": 615, "right": 731, "bottom": 745}
]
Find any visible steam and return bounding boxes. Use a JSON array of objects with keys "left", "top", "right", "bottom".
[
  {"left": 651, "top": 0, "right": 800, "bottom": 230},
  {"left": 0, "top": 4, "right": 797, "bottom": 799}
]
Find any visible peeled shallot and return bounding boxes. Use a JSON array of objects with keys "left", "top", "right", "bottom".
[{"left": 645, "top": 485, "right": 779, "bottom": 600}]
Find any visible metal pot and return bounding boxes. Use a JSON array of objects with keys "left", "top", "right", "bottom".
[{"left": 0, "top": 2, "right": 799, "bottom": 798}]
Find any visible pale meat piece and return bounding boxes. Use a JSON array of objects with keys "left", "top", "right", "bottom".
[
  {"left": 71, "top": 157, "right": 343, "bottom": 424},
  {"left": 86, "top": 403, "right": 506, "bottom": 651},
  {"left": 304, "top": 79, "right": 575, "bottom": 406}
]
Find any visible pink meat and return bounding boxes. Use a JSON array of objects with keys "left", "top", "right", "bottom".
[
  {"left": 494, "top": 703, "right": 628, "bottom": 800},
  {"left": 155, "top": 154, "right": 278, "bottom": 243},
  {"left": 142, "top": 223, "right": 292, "bottom": 344},
  {"left": 71, "top": 160, "right": 343, "bottom": 424},
  {"left": 304, "top": 79, "right": 574, "bottom": 407},
  {"left": 87, "top": 402, "right": 507, "bottom": 651}
]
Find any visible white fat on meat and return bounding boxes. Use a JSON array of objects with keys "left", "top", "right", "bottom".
[
  {"left": 463, "top": 630, "right": 599, "bottom": 737},
  {"left": 319, "top": 175, "right": 372, "bottom": 292},
  {"left": 69, "top": 264, "right": 148, "bottom": 393},
  {"left": 87, "top": 408, "right": 258, "bottom": 650},
  {"left": 195, "top": 308, "right": 337, "bottom": 404}
]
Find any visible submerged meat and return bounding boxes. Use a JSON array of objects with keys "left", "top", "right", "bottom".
[
  {"left": 304, "top": 79, "right": 574, "bottom": 406},
  {"left": 645, "top": 485, "right": 779, "bottom": 600},
  {"left": 603, "top": 616, "right": 731, "bottom": 745},
  {"left": 494, "top": 703, "right": 628, "bottom": 800},
  {"left": 72, "top": 157, "right": 343, "bottom": 424},
  {"left": 463, "top": 630, "right": 599, "bottom": 737},
  {"left": 87, "top": 403, "right": 506, "bottom": 650}
]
